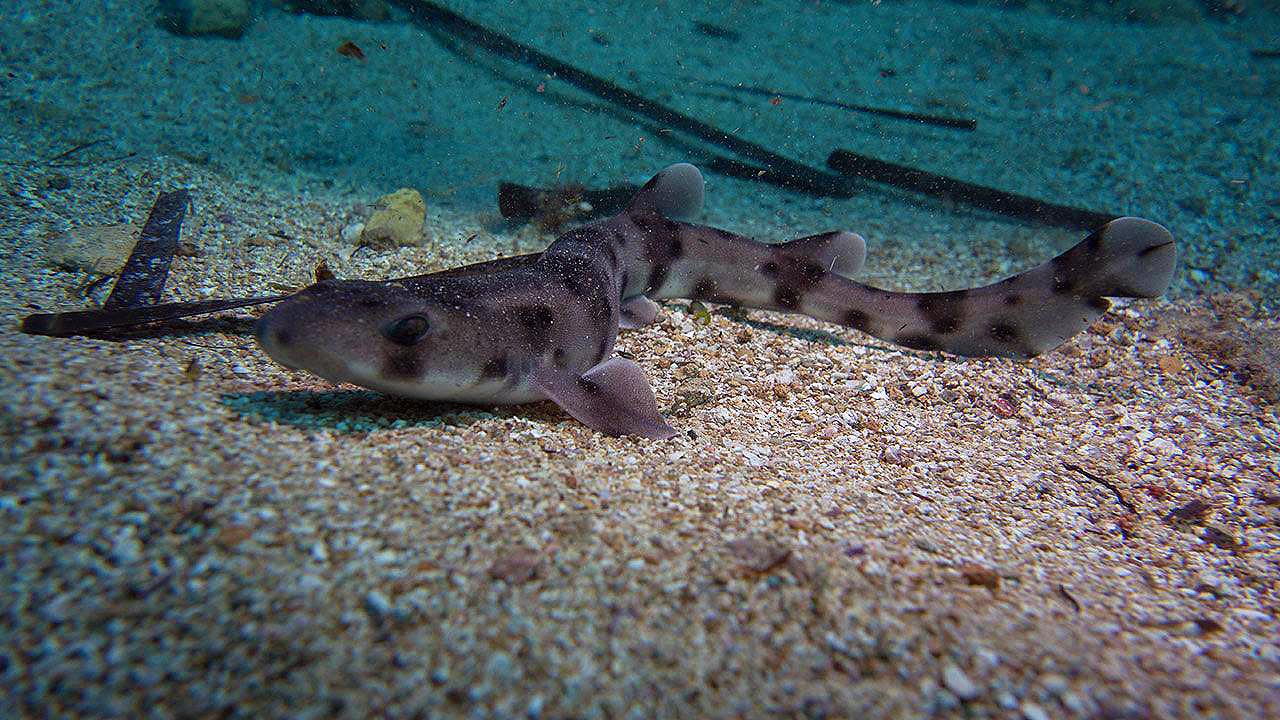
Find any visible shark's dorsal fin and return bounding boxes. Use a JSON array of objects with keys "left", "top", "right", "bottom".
[
  {"left": 627, "top": 163, "right": 705, "bottom": 220},
  {"left": 778, "top": 230, "right": 867, "bottom": 279}
]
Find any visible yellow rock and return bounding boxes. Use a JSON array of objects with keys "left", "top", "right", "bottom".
[{"left": 360, "top": 188, "right": 427, "bottom": 249}]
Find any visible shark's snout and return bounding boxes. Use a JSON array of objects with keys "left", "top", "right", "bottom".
[{"left": 254, "top": 312, "right": 304, "bottom": 371}]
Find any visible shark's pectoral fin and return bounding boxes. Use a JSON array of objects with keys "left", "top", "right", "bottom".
[
  {"left": 533, "top": 358, "right": 676, "bottom": 439},
  {"left": 619, "top": 296, "right": 660, "bottom": 329}
]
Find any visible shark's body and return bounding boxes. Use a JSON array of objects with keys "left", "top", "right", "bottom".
[{"left": 256, "top": 164, "right": 1177, "bottom": 438}]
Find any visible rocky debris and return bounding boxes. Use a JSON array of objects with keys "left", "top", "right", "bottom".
[
  {"left": 44, "top": 224, "right": 138, "bottom": 274},
  {"left": 359, "top": 188, "right": 427, "bottom": 249}
]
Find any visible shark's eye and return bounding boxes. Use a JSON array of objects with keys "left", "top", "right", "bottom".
[{"left": 384, "top": 315, "right": 430, "bottom": 346}]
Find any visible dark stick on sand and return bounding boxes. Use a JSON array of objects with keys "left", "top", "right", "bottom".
[
  {"left": 21, "top": 254, "right": 550, "bottom": 338},
  {"left": 827, "top": 149, "right": 1117, "bottom": 230},
  {"left": 21, "top": 296, "right": 289, "bottom": 337},
  {"left": 691, "top": 81, "right": 978, "bottom": 131},
  {"left": 104, "top": 189, "right": 190, "bottom": 309},
  {"left": 387, "top": 0, "right": 854, "bottom": 199}
]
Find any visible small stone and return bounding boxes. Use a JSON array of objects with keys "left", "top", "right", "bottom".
[
  {"left": 214, "top": 524, "right": 253, "bottom": 546},
  {"left": 726, "top": 536, "right": 791, "bottom": 573},
  {"left": 44, "top": 173, "right": 70, "bottom": 190},
  {"left": 45, "top": 224, "right": 138, "bottom": 274},
  {"left": 489, "top": 547, "right": 541, "bottom": 584},
  {"left": 1021, "top": 701, "right": 1051, "bottom": 720},
  {"left": 157, "top": 0, "right": 253, "bottom": 38},
  {"left": 364, "top": 589, "right": 392, "bottom": 620},
  {"left": 360, "top": 188, "right": 427, "bottom": 248},
  {"left": 340, "top": 222, "right": 365, "bottom": 243},
  {"left": 959, "top": 563, "right": 1001, "bottom": 590},
  {"left": 110, "top": 527, "right": 143, "bottom": 565},
  {"left": 942, "top": 663, "right": 980, "bottom": 701}
]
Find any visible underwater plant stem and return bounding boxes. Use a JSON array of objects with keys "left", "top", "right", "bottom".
[
  {"left": 21, "top": 296, "right": 289, "bottom": 337},
  {"left": 387, "top": 0, "right": 853, "bottom": 199},
  {"left": 827, "top": 149, "right": 1117, "bottom": 230},
  {"left": 689, "top": 81, "right": 978, "bottom": 131}
]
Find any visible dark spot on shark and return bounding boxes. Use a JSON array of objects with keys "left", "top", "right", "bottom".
[
  {"left": 553, "top": 347, "right": 568, "bottom": 367},
  {"left": 844, "top": 309, "right": 871, "bottom": 332},
  {"left": 480, "top": 354, "right": 509, "bottom": 381},
  {"left": 989, "top": 321, "right": 1020, "bottom": 343},
  {"left": 577, "top": 376, "right": 600, "bottom": 395},
  {"left": 1085, "top": 226, "right": 1106, "bottom": 254},
  {"left": 764, "top": 250, "right": 831, "bottom": 313},
  {"left": 774, "top": 286, "right": 801, "bottom": 310},
  {"left": 594, "top": 296, "right": 613, "bottom": 323},
  {"left": 896, "top": 333, "right": 944, "bottom": 352},
  {"left": 801, "top": 262, "right": 825, "bottom": 284},
  {"left": 692, "top": 276, "right": 732, "bottom": 303},
  {"left": 637, "top": 220, "right": 684, "bottom": 293},
  {"left": 1003, "top": 293, "right": 1023, "bottom": 307},
  {"left": 647, "top": 263, "right": 670, "bottom": 294},
  {"left": 515, "top": 304, "right": 554, "bottom": 352},
  {"left": 1050, "top": 255, "right": 1081, "bottom": 294},
  {"left": 916, "top": 291, "right": 966, "bottom": 335}
]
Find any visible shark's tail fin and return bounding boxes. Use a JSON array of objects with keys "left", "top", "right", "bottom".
[
  {"left": 627, "top": 163, "right": 705, "bottom": 221},
  {"left": 807, "top": 217, "right": 1177, "bottom": 358}
]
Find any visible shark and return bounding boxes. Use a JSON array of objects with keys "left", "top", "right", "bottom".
[{"left": 255, "top": 163, "right": 1177, "bottom": 439}]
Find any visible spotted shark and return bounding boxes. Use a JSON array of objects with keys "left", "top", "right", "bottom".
[{"left": 255, "top": 164, "right": 1177, "bottom": 438}]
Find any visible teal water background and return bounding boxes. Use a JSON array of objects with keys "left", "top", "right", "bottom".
[{"left": 2, "top": 1, "right": 1277, "bottom": 292}]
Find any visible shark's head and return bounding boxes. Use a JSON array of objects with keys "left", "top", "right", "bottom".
[{"left": 255, "top": 278, "right": 484, "bottom": 399}]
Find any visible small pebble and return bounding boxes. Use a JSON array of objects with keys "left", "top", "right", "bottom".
[
  {"left": 364, "top": 590, "right": 392, "bottom": 620},
  {"left": 943, "top": 663, "right": 980, "bottom": 701},
  {"left": 1021, "top": 701, "right": 1051, "bottom": 720}
]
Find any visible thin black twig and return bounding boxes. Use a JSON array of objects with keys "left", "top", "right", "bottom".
[
  {"left": 1057, "top": 583, "right": 1082, "bottom": 613},
  {"left": 387, "top": 0, "right": 853, "bottom": 199},
  {"left": 1063, "top": 461, "right": 1137, "bottom": 514},
  {"left": 45, "top": 139, "right": 107, "bottom": 164},
  {"left": 21, "top": 296, "right": 289, "bottom": 337},
  {"left": 687, "top": 80, "right": 978, "bottom": 131},
  {"left": 827, "top": 149, "right": 1117, "bottom": 230}
]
